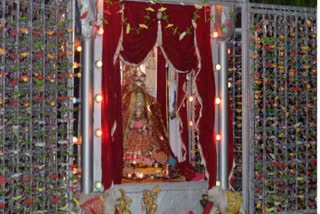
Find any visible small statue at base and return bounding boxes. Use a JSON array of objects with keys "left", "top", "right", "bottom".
[
  {"left": 142, "top": 186, "right": 161, "bottom": 214},
  {"left": 207, "top": 186, "right": 245, "bottom": 214},
  {"left": 116, "top": 189, "right": 132, "bottom": 214}
]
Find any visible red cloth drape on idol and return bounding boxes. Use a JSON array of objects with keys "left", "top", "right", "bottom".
[{"left": 101, "top": 1, "right": 234, "bottom": 189}]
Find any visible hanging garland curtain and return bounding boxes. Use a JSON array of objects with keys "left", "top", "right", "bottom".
[{"left": 101, "top": 1, "right": 220, "bottom": 189}]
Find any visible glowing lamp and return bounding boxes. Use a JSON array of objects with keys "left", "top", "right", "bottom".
[
  {"left": 216, "top": 181, "right": 221, "bottom": 186},
  {"left": 95, "top": 60, "right": 103, "bottom": 68},
  {"left": 215, "top": 97, "right": 221, "bottom": 104},
  {"left": 139, "top": 173, "right": 144, "bottom": 179},
  {"left": 73, "top": 62, "right": 79, "bottom": 69},
  {"left": 73, "top": 168, "right": 78, "bottom": 174},
  {"left": 188, "top": 121, "right": 193, "bottom": 127},
  {"left": 216, "top": 134, "right": 221, "bottom": 141},
  {"left": 95, "top": 129, "right": 102, "bottom": 137},
  {"left": 95, "top": 181, "right": 102, "bottom": 189},
  {"left": 76, "top": 46, "right": 82, "bottom": 52},
  {"left": 95, "top": 94, "right": 103, "bottom": 102},
  {"left": 97, "top": 27, "right": 104, "bottom": 35},
  {"left": 73, "top": 97, "right": 79, "bottom": 104},
  {"left": 188, "top": 96, "right": 194, "bottom": 102},
  {"left": 73, "top": 136, "right": 78, "bottom": 143},
  {"left": 228, "top": 82, "right": 232, "bottom": 88},
  {"left": 227, "top": 48, "right": 231, "bottom": 55},
  {"left": 215, "top": 64, "right": 221, "bottom": 70},
  {"left": 212, "top": 31, "right": 218, "bottom": 38}
]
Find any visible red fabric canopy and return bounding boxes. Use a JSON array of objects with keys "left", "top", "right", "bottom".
[
  {"left": 119, "top": 2, "right": 197, "bottom": 71},
  {"left": 101, "top": 2, "right": 227, "bottom": 189}
]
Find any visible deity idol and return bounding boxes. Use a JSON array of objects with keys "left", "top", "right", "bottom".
[{"left": 121, "top": 66, "right": 172, "bottom": 176}]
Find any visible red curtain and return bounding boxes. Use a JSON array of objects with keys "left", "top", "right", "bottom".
[
  {"left": 120, "top": 2, "right": 158, "bottom": 64},
  {"left": 101, "top": 2, "right": 219, "bottom": 189},
  {"left": 160, "top": 5, "right": 196, "bottom": 71},
  {"left": 195, "top": 8, "right": 217, "bottom": 189},
  {"left": 120, "top": 2, "right": 196, "bottom": 72},
  {"left": 101, "top": 2, "right": 123, "bottom": 188}
]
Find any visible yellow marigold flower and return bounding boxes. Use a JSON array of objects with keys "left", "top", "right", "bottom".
[
  {"left": 0, "top": 48, "right": 5, "bottom": 55},
  {"left": 47, "top": 30, "right": 55, "bottom": 36},
  {"left": 20, "top": 27, "right": 28, "bottom": 34},
  {"left": 20, "top": 52, "right": 29, "bottom": 57},
  {"left": 301, "top": 46, "right": 310, "bottom": 51},
  {"left": 67, "top": 50, "right": 73, "bottom": 56},
  {"left": 47, "top": 53, "right": 55, "bottom": 59}
]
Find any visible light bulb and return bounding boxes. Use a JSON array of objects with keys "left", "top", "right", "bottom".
[
  {"left": 95, "top": 129, "right": 102, "bottom": 137},
  {"left": 212, "top": 31, "right": 218, "bottom": 38},
  {"left": 188, "top": 121, "right": 193, "bottom": 127},
  {"left": 76, "top": 46, "right": 82, "bottom": 52},
  {"left": 97, "top": 27, "right": 104, "bottom": 35},
  {"left": 95, "top": 60, "right": 103, "bottom": 68},
  {"left": 95, "top": 181, "right": 102, "bottom": 189},
  {"left": 216, "top": 134, "right": 221, "bottom": 141},
  {"left": 95, "top": 94, "right": 103, "bottom": 102},
  {"left": 73, "top": 168, "right": 78, "bottom": 174},
  {"left": 73, "top": 62, "right": 79, "bottom": 69},
  {"left": 215, "top": 64, "right": 221, "bottom": 71},
  {"left": 188, "top": 96, "right": 194, "bottom": 102},
  {"left": 215, "top": 97, "right": 221, "bottom": 104},
  {"left": 73, "top": 97, "right": 79, "bottom": 104},
  {"left": 73, "top": 136, "right": 78, "bottom": 143},
  {"left": 228, "top": 82, "right": 232, "bottom": 88}
]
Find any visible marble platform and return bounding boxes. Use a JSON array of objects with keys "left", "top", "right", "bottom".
[{"left": 114, "top": 180, "right": 208, "bottom": 214}]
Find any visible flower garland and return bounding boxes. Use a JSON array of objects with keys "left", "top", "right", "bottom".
[
  {"left": 98, "top": 0, "right": 212, "bottom": 40},
  {"left": 250, "top": 8, "right": 316, "bottom": 212},
  {"left": 0, "top": 1, "right": 79, "bottom": 212},
  {"left": 227, "top": 31, "right": 243, "bottom": 192}
]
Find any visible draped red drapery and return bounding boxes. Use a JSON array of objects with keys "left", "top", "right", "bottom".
[
  {"left": 101, "top": 2, "right": 122, "bottom": 189},
  {"left": 101, "top": 2, "right": 229, "bottom": 189},
  {"left": 195, "top": 8, "right": 217, "bottom": 188}
]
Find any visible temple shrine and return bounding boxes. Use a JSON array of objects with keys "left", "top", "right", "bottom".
[{"left": 0, "top": 0, "right": 317, "bottom": 213}]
